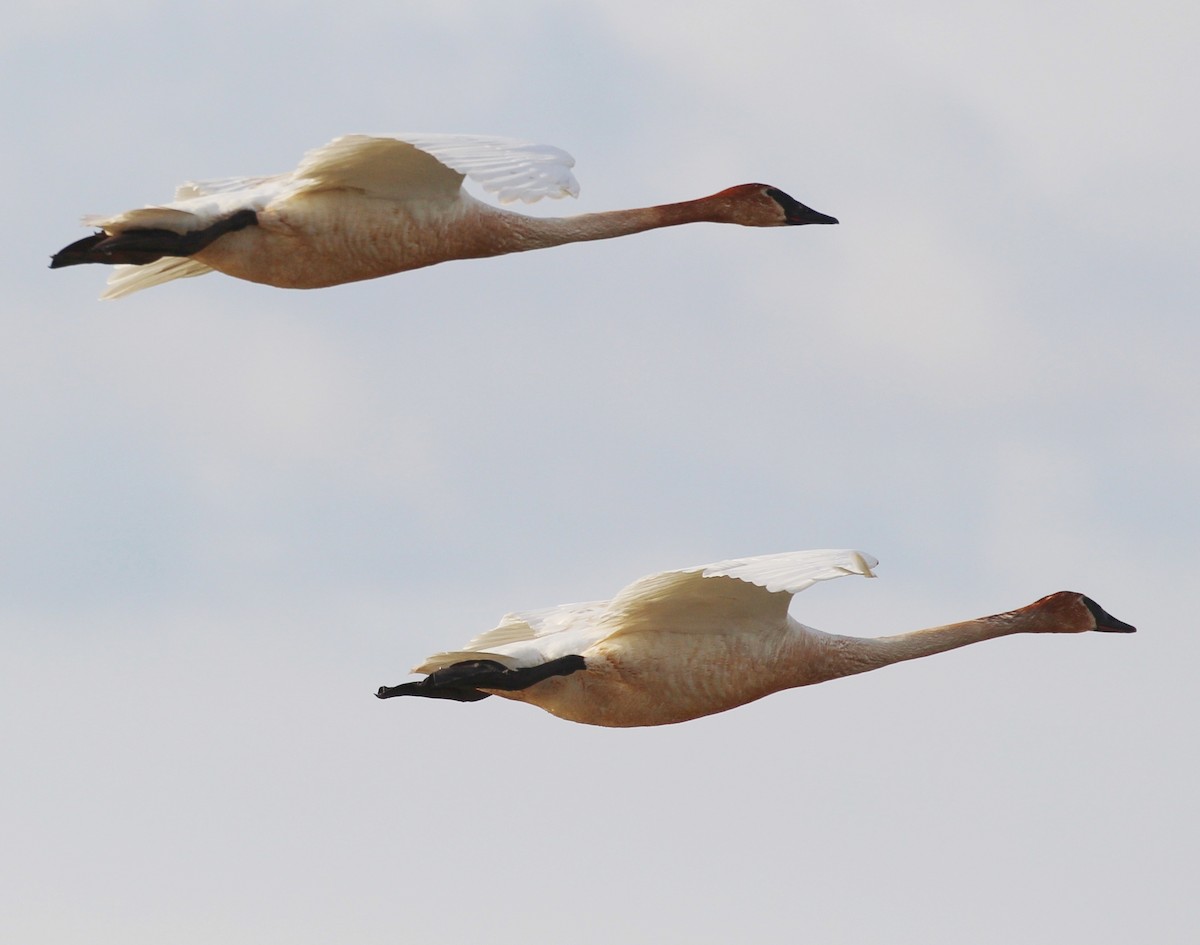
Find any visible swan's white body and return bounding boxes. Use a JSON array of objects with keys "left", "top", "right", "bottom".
[
  {"left": 53, "top": 133, "right": 838, "bottom": 299},
  {"left": 377, "top": 549, "right": 1135, "bottom": 727}
]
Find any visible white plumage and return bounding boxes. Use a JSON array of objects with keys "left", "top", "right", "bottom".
[{"left": 377, "top": 549, "right": 1134, "bottom": 727}]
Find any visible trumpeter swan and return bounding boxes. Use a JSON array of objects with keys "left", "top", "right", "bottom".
[
  {"left": 375, "top": 549, "right": 1135, "bottom": 727},
  {"left": 50, "top": 133, "right": 838, "bottom": 299}
]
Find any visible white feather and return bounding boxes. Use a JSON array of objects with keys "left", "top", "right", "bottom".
[
  {"left": 291, "top": 133, "right": 578, "bottom": 203},
  {"left": 101, "top": 258, "right": 214, "bottom": 300},
  {"left": 690, "top": 548, "right": 878, "bottom": 593}
]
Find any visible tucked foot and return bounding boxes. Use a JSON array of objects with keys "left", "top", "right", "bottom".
[
  {"left": 375, "top": 681, "right": 492, "bottom": 702},
  {"left": 375, "top": 654, "right": 587, "bottom": 703},
  {"left": 50, "top": 209, "right": 258, "bottom": 268}
]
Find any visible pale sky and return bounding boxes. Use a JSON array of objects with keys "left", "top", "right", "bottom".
[{"left": 5, "top": 2, "right": 1198, "bottom": 943}]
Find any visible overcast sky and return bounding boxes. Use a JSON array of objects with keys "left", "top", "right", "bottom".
[{"left": 5, "top": 2, "right": 1198, "bottom": 943}]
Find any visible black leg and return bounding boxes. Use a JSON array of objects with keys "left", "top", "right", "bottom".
[
  {"left": 50, "top": 232, "right": 113, "bottom": 268},
  {"left": 478, "top": 654, "right": 588, "bottom": 691},
  {"left": 375, "top": 654, "right": 586, "bottom": 702},
  {"left": 51, "top": 209, "right": 258, "bottom": 268},
  {"left": 375, "top": 681, "right": 493, "bottom": 702}
]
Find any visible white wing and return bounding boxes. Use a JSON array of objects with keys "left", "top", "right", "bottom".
[
  {"left": 414, "top": 600, "right": 609, "bottom": 673},
  {"left": 172, "top": 175, "right": 282, "bottom": 199},
  {"left": 397, "top": 134, "right": 579, "bottom": 203},
  {"left": 84, "top": 133, "right": 577, "bottom": 236},
  {"left": 292, "top": 133, "right": 580, "bottom": 204},
  {"left": 413, "top": 550, "right": 876, "bottom": 673},
  {"left": 689, "top": 549, "right": 878, "bottom": 593},
  {"left": 604, "top": 549, "right": 877, "bottom": 640}
]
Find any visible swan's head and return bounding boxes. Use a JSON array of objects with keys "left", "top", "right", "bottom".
[
  {"left": 709, "top": 184, "right": 839, "bottom": 227},
  {"left": 1021, "top": 591, "right": 1137, "bottom": 633}
]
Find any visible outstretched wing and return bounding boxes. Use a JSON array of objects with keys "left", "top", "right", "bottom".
[
  {"left": 691, "top": 549, "right": 878, "bottom": 593},
  {"left": 413, "top": 550, "right": 875, "bottom": 673},
  {"left": 292, "top": 133, "right": 580, "bottom": 204},
  {"left": 86, "top": 133, "right": 578, "bottom": 235},
  {"left": 604, "top": 549, "right": 878, "bottom": 640}
]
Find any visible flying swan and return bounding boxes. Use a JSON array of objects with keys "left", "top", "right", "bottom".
[
  {"left": 375, "top": 549, "right": 1135, "bottom": 727},
  {"left": 49, "top": 133, "right": 838, "bottom": 299}
]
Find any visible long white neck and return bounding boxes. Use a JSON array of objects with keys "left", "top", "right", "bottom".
[
  {"left": 469, "top": 196, "right": 725, "bottom": 255},
  {"left": 798, "top": 610, "right": 1028, "bottom": 686}
]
